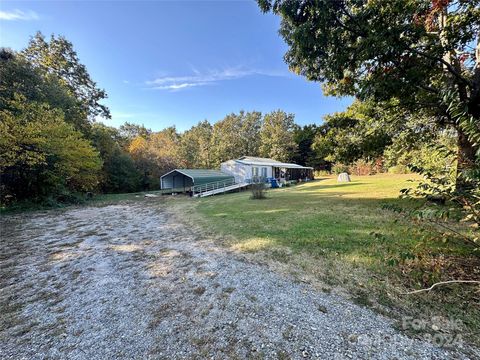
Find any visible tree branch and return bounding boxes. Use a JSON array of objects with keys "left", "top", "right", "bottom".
[
  {"left": 415, "top": 84, "right": 440, "bottom": 94},
  {"left": 403, "top": 280, "right": 480, "bottom": 295},
  {"left": 410, "top": 47, "right": 473, "bottom": 88}
]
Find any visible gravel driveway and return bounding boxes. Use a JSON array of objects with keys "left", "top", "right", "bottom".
[{"left": 0, "top": 200, "right": 474, "bottom": 359}]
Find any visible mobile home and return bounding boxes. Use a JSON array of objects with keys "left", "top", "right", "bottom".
[{"left": 221, "top": 156, "right": 313, "bottom": 184}]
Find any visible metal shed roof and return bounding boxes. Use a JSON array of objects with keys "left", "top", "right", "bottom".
[
  {"left": 161, "top": 169, "right": 234, "bottom": 186},
  {"left": 235, "top": 156, "right": 313, "bottom": 169}
]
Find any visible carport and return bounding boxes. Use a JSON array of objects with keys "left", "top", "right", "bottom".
[{"left": 160, "top": 169, "right": 235, "bottom": 193}]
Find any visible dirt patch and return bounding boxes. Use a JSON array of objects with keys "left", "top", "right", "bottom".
[{"left": 0, "top": 201, "right": 476, "bottom": 359}]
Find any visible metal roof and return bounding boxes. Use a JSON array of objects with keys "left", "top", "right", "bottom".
[
  {"left": 160, "top": 169, "right": 234, "bottom": 185},
  {"left": 237, "top": 156, "right": 282, "bottom": 164},
  {"left": 235, "top": 156, "right": 313, "bottom": 169}
]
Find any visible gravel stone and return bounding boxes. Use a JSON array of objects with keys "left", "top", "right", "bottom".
[{"left": 0, "top": 202, "right": 477, "bottom": 359}]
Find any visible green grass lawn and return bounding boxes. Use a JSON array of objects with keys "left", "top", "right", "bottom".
[
  {"left": 196, "top": 174, "right": 464, "bottom": 265},
  {"left": 189, "top": 174, "right": 479, "bottom": 344}
]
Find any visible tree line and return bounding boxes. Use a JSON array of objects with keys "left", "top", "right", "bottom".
[
  {"left": 0, "top": 33, "right": 324, "bottom": 206},
  {"left": 2, "top": 2, "right": 478, "bottom": 212},
  {"left": 0, "top": 33, "right": 456, "bottom": 207}
]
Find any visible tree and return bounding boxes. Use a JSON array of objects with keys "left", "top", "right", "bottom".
[
  {"left": 127, "top": 127, "right": 181, "bottom": 190},
  {"left": 238, "top": 111, "right": 263, "bottom": 157},
  {"left": 0, "top": 48, "right": 87, "bottom": 133},
  {"left": 128, "top": 136, "right": 152, "bottom": 189},
  {"left": 210, "top": 111, "right": 263, "bottom": 166},
  {"left": 103, "top": 148, "right": 141, "bottom": 193},
  {"left": 292, "top": 124, "right": 328, "bottom": 169},
  {"left": 259, "top": 110, "right": 297, "bottom": 162},
  {"left": 90, "top": 123, "right": 141, "bottom": 193},
  {"left": 312, "top": 101, "right": 393, "bottom": 165},
  {"left": 179, "top": 120, "right": 213, "bottom": 168},
  {"left": 22, "top": 32, "right": 110, "bottom": 122},
  {"left": 149, "top": 126, "right": 182, "bottom": 170},
  {"left": 258, "top": 0, "right": 480, "bottom": 183},
  {"left": 119, "top": 122, "right": 151, "bottom": 143},
  {"left": 0, "top": 97, "right": 102, "bottom": 203}
]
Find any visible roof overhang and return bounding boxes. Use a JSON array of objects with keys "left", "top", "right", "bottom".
[
  {"left": 161, "top": 169, "right": 235, "bottom": 186},
  {"left": 235, "top": 160, "right": 312, "bottom": 169},
  {"left": 160, "top": 169, "right": 194, "bottom": 180}
]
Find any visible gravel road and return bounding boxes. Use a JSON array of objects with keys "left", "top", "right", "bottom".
[{"left": 0, "top": 201, "right": 475, "bottom": 359}]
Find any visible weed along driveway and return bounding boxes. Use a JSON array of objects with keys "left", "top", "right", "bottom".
[{"left": 0, "top": 200, "right": 474, "bottom": 359}]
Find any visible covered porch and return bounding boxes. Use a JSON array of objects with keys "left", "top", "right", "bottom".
[{"left": 273, "top": 165, "right": 314, "bottom": 182}]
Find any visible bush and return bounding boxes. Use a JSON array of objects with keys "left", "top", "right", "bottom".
[
  {"left": 314, "top": 170, "right": 331, "bottom": 177},
  {"left": 348, "top": 159, "right": 377, "bottom": 175},
  {"left": 383, "top": 131, "right": 456, "bottom": 178},
  {"left": 332, "top": 163, "right": 349, "bottom": 174},
  {"left": 250, "top": 181, "right": 267, "bottom": 200},
  {"left": 388, "top": 165, "right": 409, "bottom": 174}
]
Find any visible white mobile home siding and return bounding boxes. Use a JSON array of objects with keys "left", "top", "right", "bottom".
[
  {"left": 250, "top": 165, "right": 272, "bottom": 179},
  {"left": 220, "top": 160, "right": 272, "bottom": 183},
  {"left": 221, "top": 160, "right": 249, "bottom": 183}
]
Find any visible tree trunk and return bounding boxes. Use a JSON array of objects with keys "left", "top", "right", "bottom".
[{"left": 456, "top": 128, "right": 478, "bottom": 190}]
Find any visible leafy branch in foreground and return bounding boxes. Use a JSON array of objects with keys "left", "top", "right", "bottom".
[{"left": 391, "top": 90, "right": 480, "bottom": 252}]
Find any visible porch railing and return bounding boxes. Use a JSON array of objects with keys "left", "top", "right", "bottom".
[{"left": 192, "top": 178, "right": 236, "bottom": 197}]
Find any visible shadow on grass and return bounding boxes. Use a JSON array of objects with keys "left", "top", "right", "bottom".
[
  {"left": 295, "top": 181, "right": 366, "bottom": 192},
  {"left": 198, "top": 190, "right": 464, "bottom": 271}
]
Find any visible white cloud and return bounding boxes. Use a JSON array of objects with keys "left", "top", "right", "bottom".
[
  {"left": 152, "top": 82, "right": 209, "bottom": 91},
  {"left": 146, "top": 66, "right": 288, "bottom": 91},
  {"left": 0, "top": 9, "right": 39, "bottom": 21}
]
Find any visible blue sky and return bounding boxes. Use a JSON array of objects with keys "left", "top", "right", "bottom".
[{"left": 0, "top": 1, "right": 352, "bottom": 132}]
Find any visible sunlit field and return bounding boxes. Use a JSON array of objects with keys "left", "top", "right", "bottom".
[{"left": 196, "top": 174, "right": 451, "bottom": 263}]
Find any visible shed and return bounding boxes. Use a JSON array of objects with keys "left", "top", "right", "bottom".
[{"left": 160, "top": 169, "right": 235, "bottom": 192}]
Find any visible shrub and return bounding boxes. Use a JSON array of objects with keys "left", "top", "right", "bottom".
[
  {"left": 388, "top": 165, "right": 409, "bottom": 174},
  {"left": 250, "top": 181, "right": 267, "bottom": 200},
  {"left": 314, "top": 170, "right": 331, "bottom": 177},
  {"left": 348, "top": 159, "right": 376, "bottom": 176},
  {"left": 331, "top": 163, "right": 349, "bottom": 174}
]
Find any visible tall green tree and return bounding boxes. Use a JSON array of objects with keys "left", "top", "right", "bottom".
[
  {"left": 179, "top": 120, "right": 213, "bottom": 168},
  {"left": 258, "top": 0, "right": 480, "bottom": 181},
  {"left": 90, "top": 123, "right": 141, "bottom": 193},
  {"left": 292, "top": 124, "right": 326, "bottom": 168},
  {"left": 0, "top": 97, "right": 102, "bottom": 203},
  {"left": 22, "top": 32, "right": 110, "bottom": 123},
  {"left": 259, "top": 110, "right": 297, "bottom": 162},
  {"left": 1, "top": 36, "right": 116, "bottom": 205},
  {"left": 210, "top": 111, "right": 263, "bottom": 166},
  {"left": 238, "top": 111, "right": 263, "bottom": 157},
  {"left": 0, "top": 48, "right": 86, "bottom": 132},
  {"left": 312, "top": 101, "right": 394, "bottom": 165}
]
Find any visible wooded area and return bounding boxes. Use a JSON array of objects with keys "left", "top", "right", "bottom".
[
  {"left": 0, "top": 33, "right": 304, "bottom": 204},
  {"left": 0, "top": 33, "right": 432, "bottom": 206}
]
